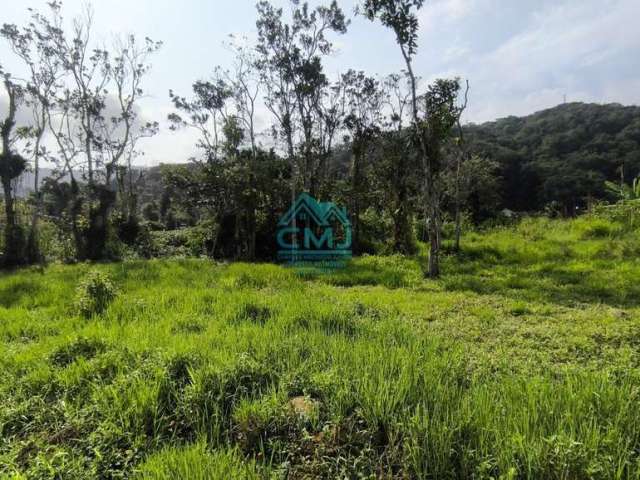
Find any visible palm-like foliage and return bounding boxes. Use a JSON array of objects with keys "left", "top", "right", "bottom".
[{"left": 605, "top": 176, "right": 640, "bottom": 201}]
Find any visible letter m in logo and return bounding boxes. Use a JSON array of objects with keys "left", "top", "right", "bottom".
[{"left": 304, "top": 227, "right": 333, "bottom": 250}]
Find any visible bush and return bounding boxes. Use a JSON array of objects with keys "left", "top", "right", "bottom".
[
  {"left": 592, "top": 200, "right": 640, "bottom": 229},
  {"left": 74, "top": 270, "right": 117, "bottom": 318},
  {"left": 579, "top": 218, "right": 621, "bottom": 239},
  {"left": 143, "top": 228, "right": 206, "bottom": 258}
]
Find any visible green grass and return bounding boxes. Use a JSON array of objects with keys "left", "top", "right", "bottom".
[{"left": 1, "top": 216, "right": 640, "bottom": 479}]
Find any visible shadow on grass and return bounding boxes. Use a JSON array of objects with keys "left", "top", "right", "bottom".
[
  {"left": 442, "top": 244, "right": 640, "bottom": 308},
  {"left": 299, "top": 255, "right": 423, "bottom": 289},
  {"left": 0, "top": 279, "right": 41, "bottom": 308}
]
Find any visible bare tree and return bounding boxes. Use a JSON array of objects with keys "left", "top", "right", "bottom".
[
  {"left": 363, "top": 0, "right": 465, "bottom": 277},
  {"left": 2, "top": 13, "right": 63, "bottom": 262}
]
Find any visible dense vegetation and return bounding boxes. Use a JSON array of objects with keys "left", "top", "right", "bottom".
[
  {"left": 131, "top": 102, "right": 640, "bottom": 234},
  {"left": 2, "top": 1, "right": 640, "bottom": 477},
  {"left": 1, "top": 213, "right": 640, "bottom": 478},
  {"left": 2, "top": 1, "right": 640, "bottom": 274},
  {"left": 466, "top": 102, "right": 640, "bottom": 216}
]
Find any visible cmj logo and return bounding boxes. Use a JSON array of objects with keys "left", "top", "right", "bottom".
[{"left": 277, "top": 193, "right": 352, "bottom": 267}]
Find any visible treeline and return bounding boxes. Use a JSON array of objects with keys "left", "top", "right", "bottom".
[
  {"left": 1, "top": 1, "right": 639, "bottom": 275},
  {"left": 466, "top": 102, "right": 640, "bottom": 216},
  {"left": 138, "top": 102, "right": 640, "bottom": 257}
]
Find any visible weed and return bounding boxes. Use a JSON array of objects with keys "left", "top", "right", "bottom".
[
  {"left": 74, "top": 270, "right": 117, "bottom": 318},
  {"left": 1, "top": 216, "right": 640, "bottom": 478}
]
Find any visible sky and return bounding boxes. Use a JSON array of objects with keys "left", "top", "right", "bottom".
[{"left": 1, "top": 0, "right": 639, "bottom": 166}]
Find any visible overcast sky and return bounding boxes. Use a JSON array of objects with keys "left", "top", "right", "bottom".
[{"left": 1, "top": 0, "right": 639, "bottom": 166}]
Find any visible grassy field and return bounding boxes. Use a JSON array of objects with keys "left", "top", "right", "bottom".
[{"left": 1, "top": 216, "right": 640, "bottom": 479}]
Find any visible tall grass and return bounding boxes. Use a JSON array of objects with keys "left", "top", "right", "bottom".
[{"left": 0, "top": 216, "right": 639, "bottom": 478}]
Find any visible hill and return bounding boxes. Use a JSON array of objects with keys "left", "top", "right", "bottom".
[
  {"left": 466, "top": 102, "right": 640, "bottom": 214},
  {"left": 12, "top": 103, "right": 640, "bottom": 220}
]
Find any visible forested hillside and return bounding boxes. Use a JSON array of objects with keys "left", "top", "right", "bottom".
[
  {"left": 465, "top": 102, "right": 640, "bottom": 215},
  {"left": 19, "top": 103, "right": 640, "bottom": 219},
  {"left": 2, "top": 1, "right": 639, "bottom": 270},
  {"left": 134, "top": 102, "right": 640, "bottom": 226}
]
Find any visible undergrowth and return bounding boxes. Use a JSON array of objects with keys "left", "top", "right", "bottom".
[{"left": 1, "top": 215, "right": 639, "bottom": 479}]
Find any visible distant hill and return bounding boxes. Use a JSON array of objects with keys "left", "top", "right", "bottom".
[
  {"left": 465, "top": 102, "right": 640, "bottom": 214},
  {"left": 14, "top": 169, "right": 56, "bottom": 198},
  {"left": 13, "top": 103, "right": 640, "bottom": 217}
]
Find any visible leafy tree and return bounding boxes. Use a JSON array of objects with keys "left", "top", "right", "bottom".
[
  {"left": 379, "top": 73, "right": 417, "bottom": 254},
  {"left": 0, "top": 74, "right": 28, "bottom": 267},
  {"left": 169, "top": 77, "right": 233, "bottom": 162},
  {"left": 255, "top": 0, "right": 348, "bottom": 196},
  {"left": 363, "top": 1, "right": 467, "bottom": 277},
  {"left": 342, "top": 70, "right": 384, "bottom": 253},
  {"left": 169, "top": 69, "right": 261, "bottom": 259}
]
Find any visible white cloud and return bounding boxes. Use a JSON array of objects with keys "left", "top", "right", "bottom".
[
  {"left": 420, "top": 0, "right": 477, "bottom": 30},
  {"left": 442, "top": 0, "right": 640, "bottom": 123},
  {"left": 3, "top": 0, "right": 640, "bottom": 163}
]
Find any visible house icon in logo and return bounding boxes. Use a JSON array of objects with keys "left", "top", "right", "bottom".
[{"left": 277, "top": 193, "right": 352, "bottom": 263}]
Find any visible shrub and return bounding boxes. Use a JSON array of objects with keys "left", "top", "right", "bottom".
[
  {"left": 74, "top": 270, "right": 117, "bottom": 318},
  {"left": 592, "top": 200, "right": 640, "bottom": 229},
  {"left": 579, "top": 219, "right": 620, "bottom": 239},
  {"left": 232, "top": 302, "right": 272, "bottom": 324},
  {"left": 50, "top": 336, "right": 108, "bottom": 367}
]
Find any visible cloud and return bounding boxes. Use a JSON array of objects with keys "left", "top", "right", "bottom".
[
  {"left": 423, "top": 0, "right": 640, "bottom": 123},
  {"left": 3, "top": 0, "right": 639, "bottom": 164},
  {"left": 420, "top": 0, "right": 477, "bottom": 30}
]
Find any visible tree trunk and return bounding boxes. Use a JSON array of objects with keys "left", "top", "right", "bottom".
[
  {"left": 392, "top": 186, "right": 415, "bottom": 255},
  {"left": 27, "top": 125, "right": 45, "bottom": 265},
  {"left": 424, "top": 165, "right": 441, "bottom": 278},
  {"left": 427, "top": 206, "right": 440, "bottom": 278},
  {"left": 69, "top": 177, "right": 85, "bottom": 261},
  {"left": 398, "top": 43, "right": 441, "bottom": 278},
  {"left": 350, "top": 151, "right": 362, "bottom": 254},
  {"left": 454, "top": 203, "right": 462, "bottom": 252},
  {"left": 1, "top": 80, "right": 25, "bottom": 267},
  {"left": 1, "top": 177, "right": 23, "bottom": 267}
]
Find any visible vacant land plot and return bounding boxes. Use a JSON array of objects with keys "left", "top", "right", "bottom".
[{"left": 1, "top": 217, "right": 640, "bottom": 479}]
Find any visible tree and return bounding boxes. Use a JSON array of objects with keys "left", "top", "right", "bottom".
[
  {"left": 9, "top": 2, "right": 161, "bottom": 260},
  {"left": 362, "top": 0, "right": 448, "bottom": 277},
  {"left": 106, "top": 35, "right": 161, "bottom": 246},
  {"left": 255, "top": 0, "right": 348, "bottom": 197},
  {"left": 1, "top": 17, "right": 62, "bottom": 263},
  {"left": 381, "top": 72, "right": 417, "bottom": 254},
  {"left": 442, "top": 151, "right": 500, "bottom": 249},
  {"left": 342, "top": 70, "right": 383, "bottom": 253},
  {"left": 419, "top": 78, "right": 468, "bottom": 256},
  {"left": 0, "top": 74, "right": 28, "bottom": 267},
  {"left": 221, "top": 40, "right": 264, "bottom": 259},
  {"left": 169, "top": 77, "right": 233, "bottom": 163},
  {"left": 168, "top": 75, "right": 254, "bottom": 258}
]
